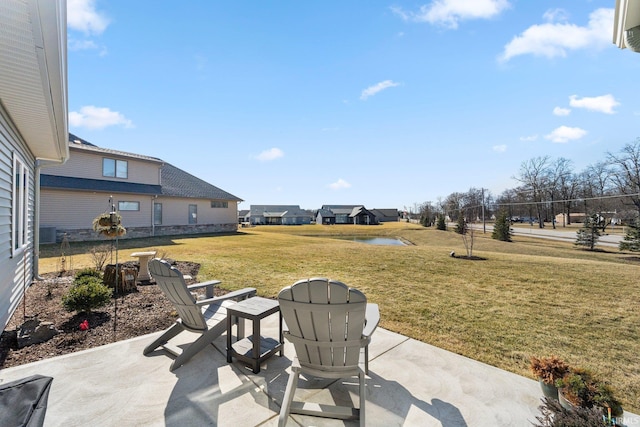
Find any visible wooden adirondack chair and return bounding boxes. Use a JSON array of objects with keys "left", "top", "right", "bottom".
[
  {"left": 144, "top": 258, "right": 256, "bottom": 372},
  {"left": 277, "top": 278, "right": 380, "bottom": 427}
]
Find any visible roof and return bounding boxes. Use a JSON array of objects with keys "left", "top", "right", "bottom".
[
  {"left": 160, "top": 163, "right": 242, "bottom": 201},
  {"left": 40, "top": 175, "right": 161, "bottom": 195},
  {"left": 321, "top": 205, "right": 364, "bottom": 215},
  {"left": 0, "top": 0, "right": 68, "bottom": 162},
  {"left": 69, "top": 133, "right": 163, "bottom": 164},
  {"left": 41, "top": 134, "right": 242, "bottom": 202},
  {"left": 250, "top": 205, "right": 310, "bottom": 217},
  {"left": 316, "top": 208, "right": 335, "bottom": 218},
  {"left": 371, "top": 208, "right": 399, "bottom": 218}
]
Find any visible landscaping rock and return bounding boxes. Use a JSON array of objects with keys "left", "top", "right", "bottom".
[{"left": 17, "top": 318, "right": 60, "bottom": 348}]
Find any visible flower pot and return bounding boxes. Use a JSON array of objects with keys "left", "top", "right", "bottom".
[
  {"left": 558, "top": 390, "right": 578, "bottom": 411},
  {"left": 538, "top": 379, "right": 559, "bottom": 400}
]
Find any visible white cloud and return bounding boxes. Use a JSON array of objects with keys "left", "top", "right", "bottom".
[
  {"left": 391, "top": 0, "right": 510, "bottom": 29},
  {"left": 493, "top": 144, "right": 507, "bottom": 152},
  {"left": 328, "top": 179, "right": 351, "bottom": 190},
  {"left": 519, "top": 135, "right": 538, "bottom": 142},
  {"left": 553, "top": 107, "right": 571, "bottom": 116},
  {"left": 499, "top": 8, "right": 613, "bottom": 62},
  {"left": 544, "top": 126, "right": 587, "bottom": 143},
  {"left": 569, "top": 94, "right": 619, "bottom": 114},
  {"left": 542, "top": 8, "right": 569, "bottom": 23},
  {"left": 360, "top": 80, "right": 400, "bottom": 100},
  {"left": 67, "top": 0, "right": 110, "bottom": 35},
  {"left": 256, "top": 148, "right": 284, "bottom": 162},
  {"left": 69, "top": 106, "right": 133, "bottom": 130}
]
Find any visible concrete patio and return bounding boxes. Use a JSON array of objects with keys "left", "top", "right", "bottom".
[{"left": 1, "top": 313, "right": 637, "bottom": 426}]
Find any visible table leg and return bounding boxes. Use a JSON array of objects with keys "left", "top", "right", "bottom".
[
  {"left": 279, "top": 311, "right": 284, "bottom": 357},
  {"left": 226, "top": 313, "right": 233, "bottom": 363},
  {"left": 252, "top": 318, "right": 260, "bottom": 373}
]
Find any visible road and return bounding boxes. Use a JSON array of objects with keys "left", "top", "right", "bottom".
[{"left": 468, "top": 224, "right": 623, "bottom": 248}]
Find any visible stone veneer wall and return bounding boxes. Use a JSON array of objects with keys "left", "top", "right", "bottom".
[{"left": 54, "top": 223, "right": 238, "bottom": 243}]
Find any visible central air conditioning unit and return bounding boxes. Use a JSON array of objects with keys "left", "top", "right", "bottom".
[{"left": 625, "top": 25, "right": 640, "bottom": 52}]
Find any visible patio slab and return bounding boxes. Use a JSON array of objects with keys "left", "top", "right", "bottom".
[{"left": 1, "top": 314, "right": 638, "bottom": 426}]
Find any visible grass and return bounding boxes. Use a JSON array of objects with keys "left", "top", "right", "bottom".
[{"left": 39, "top": 222, "right": 640, "bottom": 412}]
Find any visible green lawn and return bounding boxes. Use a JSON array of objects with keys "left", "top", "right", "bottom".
[{"left": 39, "top": 222, "right": 640, "bottom": 412}]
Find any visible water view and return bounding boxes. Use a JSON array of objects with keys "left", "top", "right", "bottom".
[{"left": 343, "top": 237, "right": 406, "bottom": 246}]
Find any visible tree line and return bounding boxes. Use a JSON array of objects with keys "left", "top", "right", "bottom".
[{"left": 416, "top": 138, "right": 640, "bottom": 234}]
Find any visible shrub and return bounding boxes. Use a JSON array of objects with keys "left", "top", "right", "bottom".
[
  {"left": 62, "top": 276, "right": 112, "bottom": 314},
  {"left": 530, "top": 355, "right": 570, "bottom": 385},
  {"left": 533, "top": 397, "right": 609, "bottom": 427},
  {"left": 89, "top": 244, "right": 111, "bottom": 271}
]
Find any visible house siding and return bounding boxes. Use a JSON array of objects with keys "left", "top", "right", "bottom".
[
  {"left": 0, "top": 105, "right": 35, "bottom": 330},
  {"left": 43, "top": 148, "right": 160, "bottom": 185}
]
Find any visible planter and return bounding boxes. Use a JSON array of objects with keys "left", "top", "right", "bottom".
[
  {"left": 558, "top": 390, "right": 577, "bottom": 411},
  {"left": 538, "top": 379, "right": 559, "bottom": 400}
]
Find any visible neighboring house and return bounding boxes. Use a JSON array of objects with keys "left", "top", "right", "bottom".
[
  {"left": 248, "top": 205, "right": 312, "bottom": 225},
  {"left": 315, "top": 208, "right": 335, "bottom": 225},
  {"left": 0, "top": 0, "right": 69, "bottom": 330},
  {"left": 370, "top": 208, "right": 399, "bottom": 223},
  {"left": 238, "top": 209, "right": 250, "bottom": 224},
  {"left": 320, "top": 205, "right": 378, "bottom": 225},
  {"left": 39, "top": 134, "right": 242, "bottom": 242}
]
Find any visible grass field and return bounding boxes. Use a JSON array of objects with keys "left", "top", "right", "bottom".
[{"left": 39, "top": 222, "right": 640, "bottom": 412}]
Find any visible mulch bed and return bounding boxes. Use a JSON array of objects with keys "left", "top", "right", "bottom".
[{"left": 0, "top": 261, "right": 208, "bottom": 369}]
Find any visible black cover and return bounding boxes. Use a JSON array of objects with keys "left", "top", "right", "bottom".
[{"left": 0, "top": 375, "right": 53, "bottom": 427}]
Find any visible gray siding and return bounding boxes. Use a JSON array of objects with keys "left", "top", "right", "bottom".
[{"left": 0, "top": 105, "right": 34, "bottom": 330}]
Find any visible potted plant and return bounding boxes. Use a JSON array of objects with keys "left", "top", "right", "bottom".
[
  {"left": 92, "top": 211, "right": 126, "bottom": 238},
  {"left": 529, "top": 355, "right": 570, "bottom": 400},
  {"left": 555, "top": 367, "right": 623, "bottom": 423}
]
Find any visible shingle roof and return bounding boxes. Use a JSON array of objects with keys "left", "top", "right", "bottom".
[
  {"left": 160, "top": 163, "right": 242, "bottom": 201},
  {"left": 68, "top": 133, "right": 162, "bottom": 164},
  {"left": 41, "top": 175, "right": 161, "bottom": 194}
]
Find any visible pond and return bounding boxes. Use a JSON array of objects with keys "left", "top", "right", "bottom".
[{"left": 341, "top": 237, "right": 406, "bottom": 246}]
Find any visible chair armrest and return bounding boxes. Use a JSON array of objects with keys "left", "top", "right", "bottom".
[
  {"left": 188, "top": 280, "right": 221, "bottom": 298},
  {"left": 196, "top": 287, "right": 257, "bottom": 306},
  {"left": 362, "top": 303, "right": 380, "bottom": 338}
]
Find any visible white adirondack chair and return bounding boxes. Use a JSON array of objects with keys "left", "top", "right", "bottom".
[
  {"left": 144, "top": 258, "right": 256, "bottom": 372},
  {"left": 277, "top": 278, "right": 380, "bottom": 427}
]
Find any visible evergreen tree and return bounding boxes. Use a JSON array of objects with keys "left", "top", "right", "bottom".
[
  {"left": 575, "top": 214, "right": 600, "bottom": 250},
  {"left": 492, "top": 210, "right": 512, "bottom": 242},
  {"left": 619, "top": 217, "right": 640, "bottom": 252},
  {"left": 436, "top": 214, "right": 446, "bottom": 231},
  {"left": 455, "top": 214, "right": 467, "bottom": 235}
]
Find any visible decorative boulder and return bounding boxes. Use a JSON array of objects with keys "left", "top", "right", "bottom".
[{"left": 17, "top": 318, "right": 59, "bottom": 348}]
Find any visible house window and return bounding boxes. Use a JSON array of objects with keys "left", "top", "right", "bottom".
[
  {"left": 118, "top": 201, "right": 140, "bottom": 211},
  {"left": 154, "top": 203, "right": 162, "bottom": 225},
  {"left": 12, "top": 155, "right": 29, "bottom": 253},
  {"left": 211, "top": 201, "right": 228, "bottom": 208},
  {"left": 189, "top": 204, "right": 197, "bottom": 224},
  {"left": 103, "top": 158, "right": 128, "bottom": 178}
]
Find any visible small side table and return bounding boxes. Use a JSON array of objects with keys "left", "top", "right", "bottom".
[
  {"left": 226, "top": 297, "right": 283, "bottom": 373},
  {"left": 130, "top": 251, "right": 157, "bottom": 282}
]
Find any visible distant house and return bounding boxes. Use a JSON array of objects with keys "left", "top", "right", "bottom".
[
  {"left": 249, "top": 205, "right": 312, "bottom": 225},
  {"left": 316, "top": 208, "right": 336, "bottom": 225},
  {"left": 238, "top": 209, "right": 250, "bottom": 224},
  {"left": 320, "top": 205, "right": 378, "bottom": 225},
  {"left": 39, "top": 134, "right": 242, "bottom": 242},
  {"left": 370, "top": 208, "right": 399, "bottom": 223},
  {"left": 0, "top": 0, "right": 69, "bottom": 330}
]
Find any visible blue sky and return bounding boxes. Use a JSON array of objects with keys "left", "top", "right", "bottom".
[{"left": 66, "top": 0, "right": 640, "bottom": 211}]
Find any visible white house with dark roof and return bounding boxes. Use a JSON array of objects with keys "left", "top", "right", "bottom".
[
  {"left": 39, "top": 134, "right": 242, "bottom": 242},
  {"left": 248, "top": 205, "right": 312, "bottom": 225},
  {"left": 0, "top": 0, "right": 69, "bottom": 330}
]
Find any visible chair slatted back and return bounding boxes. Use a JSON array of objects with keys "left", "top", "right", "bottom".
[
  {"left": 278, "top": 278, "right": 366, "bottom": 371},
  {"left": 149, "top": 259, "right": 207, "bottom": 331}
]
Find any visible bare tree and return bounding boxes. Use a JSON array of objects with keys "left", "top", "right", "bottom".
[
  {"left": 516, "top": 156, "right": 551, "bottom": 228},
  {"left": 607, "top": 139, "right": 640, "bottom": 217}
]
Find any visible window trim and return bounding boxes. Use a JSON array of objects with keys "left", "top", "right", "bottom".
[
  {"left": 12, "top": 154, "right": 29, "bottom": 255},
  {"left": 118, "top": 201, "right": 140, "bottom": 211},
  {"left": 103, "top": 157, "right": 128, "bottom": 179},
  {"left": 211, "top": 200, "right": 228, "bottom": 208}
]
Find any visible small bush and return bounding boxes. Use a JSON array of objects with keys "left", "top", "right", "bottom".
[
  {"left": 75, "top": 268, "right": 103, "bottom": 280},
  {"left": 89, "top": 244, "right": 111, "bottom": 271},
  {"left": 62, "top": 276, "right": 112, "bottom": 313}
]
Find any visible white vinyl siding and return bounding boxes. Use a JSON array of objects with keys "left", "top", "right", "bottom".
[{"left": 0, "top": 105, "right": 35, "bottom": 330}]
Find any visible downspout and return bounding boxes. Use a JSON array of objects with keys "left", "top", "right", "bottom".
[{"left": 34, "top": 158, "right": 66, "bottom": 279}]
